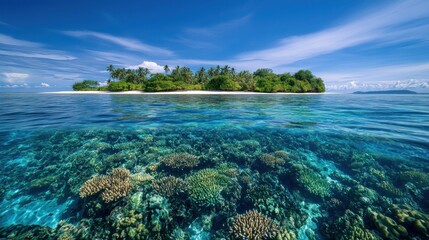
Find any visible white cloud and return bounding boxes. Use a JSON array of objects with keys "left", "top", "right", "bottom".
[
  {"left": 234, "top": 0, "right": 429, "bottom": 69},
  {"left": 0, "top": 49, "right": 76, "bottom": 60},
  {"left": 63, "top": 31, "right": 174, "bottom": 56},
  {"left": 40, "top": 82, "right": 50, "bottom": 87},
  {"left": 0, "top": 34, "right": 42, "bottom": 47},
  {"left": 0, "top": 83, "right": 29, "bottom": 88},
  {"left": 2, "top": 72, "right": 29, "bottom": 83},
  {"left": 127, "top": 61, "right": 165, "bottom": 73}
]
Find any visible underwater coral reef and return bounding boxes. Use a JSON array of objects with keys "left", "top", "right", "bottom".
[{"left": 0, "top": 125, "right": 428, "bottom": 240}]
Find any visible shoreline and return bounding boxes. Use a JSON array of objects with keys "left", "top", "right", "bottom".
[{"left": 42, "top": 90, "right": 336, "bottom": 95}]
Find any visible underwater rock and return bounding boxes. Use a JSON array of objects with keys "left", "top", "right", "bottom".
[
  {"left": 230, "top": 210, "right": 281, "bottom": 240},
  {"left": 79, "top": 167, "right": 132, "bottom": 203},
  {"left": 152, "top": 176, "right": 188, "bottom": 198},
  {"left": 159, "top": 153, "right": 200, "bottom": 170}
]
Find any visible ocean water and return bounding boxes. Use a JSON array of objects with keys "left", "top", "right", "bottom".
[{"left": 0, "top": 93, "right": 428, "bottom": 239}]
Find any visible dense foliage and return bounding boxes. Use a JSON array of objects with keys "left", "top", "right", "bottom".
[
  {"left": 72, "top": 80, "right": 102, "bottom": 91},
  {"left": 73, "top": 64, "right": 325, "bottom": 93}
]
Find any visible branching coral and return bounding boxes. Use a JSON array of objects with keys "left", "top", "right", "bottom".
[
  {"left": 230, "top": 210, "right": 280, "bottom": 240},
  {"left": 292, "top": 164, "right": 331, "bottom": 198},
  {"left": 159, "top": 153, "right": 200, "bottom": 170},
  {"left": 187, "top": 168, "right": 229, "bottom": 207},
  {"left": 259, "top": 154, "right": 285, "bottom": 168},
  {"left": 152, "top": 176, "right": 188, "bottom": 197},
  {"left": 79, "top": 168, "right": 132, "bottom": 203}
]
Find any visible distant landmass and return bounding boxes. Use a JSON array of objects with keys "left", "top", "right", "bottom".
[{"left": 353, "top": 90, "right": 417, "bottom": 94}]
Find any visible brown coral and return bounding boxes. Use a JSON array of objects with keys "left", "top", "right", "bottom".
[
  {"left": 152, "top": 176, "right": 188, "bottom": 197},
  {"left": 79, "top": 168, "right": 132, "bottom": 203},
  {"left": 230, "top": 210, "right": 280, "bottom": 240},
  {"left": 159, "top": 153, "right": 200, "bottom": 170},
  {"left": 259, "top": 154, "right": 285, "bottom": 168}
]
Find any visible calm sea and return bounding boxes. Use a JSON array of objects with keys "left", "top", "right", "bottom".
[{"left": 0, "top": 93, "right": 428, "bottom": 239}]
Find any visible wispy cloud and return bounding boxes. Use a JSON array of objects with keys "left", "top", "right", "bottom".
[
  {"left": 185, "top": 15, "right": 251, "bottom": 37},
  {"left": 0, "top": 34, "right": 42, "bottom": 47},
  {"left": 176, "top": 15, "right": 251, "bottom": 49},
  {"left": 63, "top": 30, "right": 174, "bottom": 56},
  {"left": 0, "top": 20, "right": 9, "bottom": 26},
  {"left": 234, "top": 0, "right": 429, "bottom": 68},
  {"left": 0, "top": 49, "right": 76, "bottom": 60}
]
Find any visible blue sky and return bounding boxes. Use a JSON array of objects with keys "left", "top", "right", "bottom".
[{"left": 1, "top": 0, "right": 429, "bottom": 92}]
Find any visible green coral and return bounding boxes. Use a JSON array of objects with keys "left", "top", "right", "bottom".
[
  {"left": 369, "top": 210, "right": 408, "bottom": 239},
  {"left": 293, "top": 164, "right": 331, "bottom": 198},
  {"left": 327, "top": 210, "right": 377, "bottom": 240},
  {"left": 392, "top": 204, "right": 429, "bottom": 238},
  {"left": 399, "top": 170, "right": 429, "bottom": 188},
  {"left": 187, "top": 168, "right": 230, "bottom": 207},
  {"left": 110, "top": 209, "right": 149, "bottom": 240}
]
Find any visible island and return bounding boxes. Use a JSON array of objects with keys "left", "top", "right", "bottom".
[
  {"left": 353, "top": 90, "right": 417, "bottom": 94},
  {"left": 73, "top": 65, "right": 325, "bottom": 93}
]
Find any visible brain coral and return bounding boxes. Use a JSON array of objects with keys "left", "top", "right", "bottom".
[
  {"left": 79, "top": 167, "right": 132, "bottom": 203},
  {"left": 230, "top": 210, "right": 280, "bottom": 240},
  {"left": 159, "top": 153, "right": 200, "bottom": 170}
]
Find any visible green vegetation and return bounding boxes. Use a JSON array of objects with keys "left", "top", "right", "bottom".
[{"left": 72, "top": 64, "right": 325, "bottom": 93}]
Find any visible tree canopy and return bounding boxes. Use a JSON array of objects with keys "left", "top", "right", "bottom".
[{"left": 73, "top": 65, "right": 325, "bottom": 93}]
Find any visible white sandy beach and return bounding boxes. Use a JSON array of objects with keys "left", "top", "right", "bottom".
[{"left": 43, "top": 90, "right": 334, "bottom": 95}]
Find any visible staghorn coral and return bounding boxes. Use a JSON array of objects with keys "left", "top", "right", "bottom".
[
  {"left": 152, "top": 176, "right": 188, "bottom": 197},
  {"left": 159, "top": 153, "right": 200, "bottom": 170},
  {"left": 230, "top": 210, "right": 280, "bottom": 240},
  {"left": 259, "top": 154, "right": 285, "bottom": 168},
  {"left": 79, "top": 168, "right": 132, "bottom": 203},
  {"left": 187, "top": 168, "right": 229, "bottom": 207}
]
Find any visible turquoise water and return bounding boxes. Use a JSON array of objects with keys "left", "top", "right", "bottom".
[{"left": 0, "top": 93, "right": 428, "bottom": 239}]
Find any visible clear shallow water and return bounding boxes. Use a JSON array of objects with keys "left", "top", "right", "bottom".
[{"left": 0, "top": 93, "right": 428, "bottom": 239}]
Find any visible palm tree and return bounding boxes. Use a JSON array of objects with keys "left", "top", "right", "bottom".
[
  {"left": 208, "top": 67, "right": 215, "bottom": 78},
  {"left": 164, "top": 65, "right": 170, "bottom": 74},
  {"left": 221, "top": 65, "right": 230, "bottom": 76},
  {"left": 181, "top": 67, "right": 193, "bottom": 84}
]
